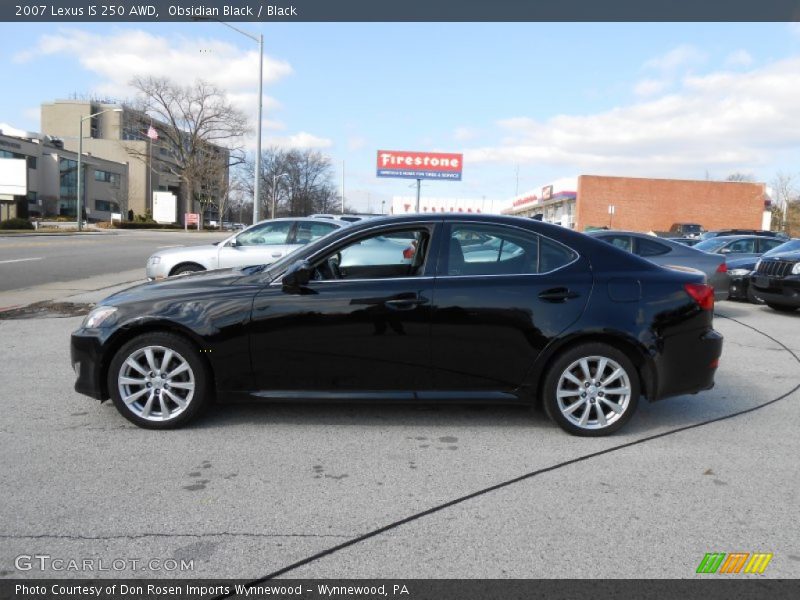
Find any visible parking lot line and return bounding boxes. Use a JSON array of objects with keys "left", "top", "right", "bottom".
[{"left": 0, "top": 257, "right": 43, "bottom": 264}]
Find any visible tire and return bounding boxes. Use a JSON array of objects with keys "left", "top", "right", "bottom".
[
  {"left": 746, "top": 285, "right": 764, "bottom": 305},
  {"left": 542, "top": 342, "right": 640, "bottom": 437},
  {"left": 171, "top": 263, "right": 205, "bottom": 276},
  {"left": 766, "top": 302, "right": 798, "bottom": 313},
  {"left": 107, "top": 332, "right": 209, "bottom": 429}
]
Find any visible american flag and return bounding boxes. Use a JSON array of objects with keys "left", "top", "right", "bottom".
[{"left": 146, "top": 125, "right": 159, "bottom": 141}]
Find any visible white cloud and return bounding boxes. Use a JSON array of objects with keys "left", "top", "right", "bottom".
[
  {"left": 266, "top": 132, "right": 333, "bottom": 149},
  {"left": 14, "top": 27, "right": 291, "bottom": 119},
  {"left": 454, "top": 126, "right": 478, "bottom": 142},
  {"left": 634, "top": 78, "right": 669, "bottom": 97},
  {"left": 790, "top": 23, "right": 800, "bottom": 36},
  {"left": 725, "top": 49, "right": 754, "bottom": 68},
  {"left": 644, "top": 44, "right": 706, "bottom": 71},
  {"left": 465, "top": 55, "right": 800, "bottom": 178}
]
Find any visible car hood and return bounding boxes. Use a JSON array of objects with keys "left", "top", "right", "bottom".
[
  {"left": 726, "top": 256, "right": 759, "bottom": 270},
  {"left": 764, "top": 249, "right": 800, "bottom": 261},
  {"left": 100, "top": 267, "right": 262, "bottom": 306}
]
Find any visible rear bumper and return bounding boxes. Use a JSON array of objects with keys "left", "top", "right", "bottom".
[
  {"left": 654, "top": 328, "right": 723, "bottom": 400},
  {"left": 71, "top": 329, "right": 107, "bottom": 400}
]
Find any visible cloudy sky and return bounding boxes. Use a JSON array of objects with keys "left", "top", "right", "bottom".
[{"left": 2, "top": 22, "right": 800, "bottom": 211}]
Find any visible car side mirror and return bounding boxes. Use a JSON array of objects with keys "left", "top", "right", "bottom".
[
  {"left": 228, "top": 237, "right": 239, "bottom": 248},
  {"left": 282, "top": 260, "right": 313, "bottom": 292},
  {"left": 720, "top": 248, "right": 732, "bottom": 254}
]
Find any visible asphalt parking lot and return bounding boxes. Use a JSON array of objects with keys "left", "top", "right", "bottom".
[{"left": 0, "top": 296, "right": 798, "bottom": 580}]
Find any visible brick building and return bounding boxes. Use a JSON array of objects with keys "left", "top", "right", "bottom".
[{"left": 503, "top": 175, "right": 768, "bottom": 232}]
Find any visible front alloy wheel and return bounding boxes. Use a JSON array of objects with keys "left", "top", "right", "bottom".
[
  {"left": 543, "top": 343, "right": 640, "bottom": 436},
  {"left": 108, "top": 332, "right": 208, "bottom": 429}
]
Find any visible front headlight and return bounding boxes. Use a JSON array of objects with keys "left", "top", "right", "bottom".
[
  {"left": 792, "top": 263, "right": 800, "bottom": 275},
  {"left": 148, "top": 255, "right": 161, "bottom": 266},
  {"left": 728, "top": 268, "right": 751, "bottom": 277},
  {"left": 82, "top": 306, "right": 118, "bottom": 328}
]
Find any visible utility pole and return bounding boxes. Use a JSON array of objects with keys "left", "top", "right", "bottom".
[
  {"left": 415, "top": 178, "right": 421, "bottom": 212},
  {"left": 341, "top": 160, "right": 345, "bottom": 214}
]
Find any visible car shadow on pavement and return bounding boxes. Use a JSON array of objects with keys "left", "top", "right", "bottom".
[{"left": 190, "top": 401, "right": 553, "bottom": 432}]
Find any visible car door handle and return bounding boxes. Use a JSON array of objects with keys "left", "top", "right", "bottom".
[
  {"left": 538, "top": 287, "right": 580, "bottom": 302},
  {"left": 384, "top": 293, "right": 429, "bottom": 310},
  {"left": 271, "top": 252, "right": 283, "bottom": 258}
]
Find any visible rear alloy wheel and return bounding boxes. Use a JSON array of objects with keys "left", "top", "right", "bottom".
[
  {"left": 765, "top": 302, "right": 798, "bottom": 313},
  {"left": 108, "top": 332, "right": 209, "bottom": 429},
  {"left": 543, "top": 343, "right": 640, "bottom": 436}
]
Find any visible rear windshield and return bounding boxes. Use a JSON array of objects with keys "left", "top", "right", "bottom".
[{"left": 694, "top": 238, "right": 728, "bottom": 252}]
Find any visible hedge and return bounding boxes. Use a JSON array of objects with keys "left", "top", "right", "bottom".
[{"left": 0, "top": 218, "right": 34, "bottom": 230}]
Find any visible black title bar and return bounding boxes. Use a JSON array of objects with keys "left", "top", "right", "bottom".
[{"left": 3, "top": 0, "right": 800, "bottom": 22}]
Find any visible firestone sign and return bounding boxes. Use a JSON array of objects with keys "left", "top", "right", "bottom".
[{"left": 377, "top": 150, "right": 463, "bottom": 181}]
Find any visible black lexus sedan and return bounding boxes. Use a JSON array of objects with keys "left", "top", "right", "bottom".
[{"left": 71, "top": 214, "right": 723, "bottom": 436}]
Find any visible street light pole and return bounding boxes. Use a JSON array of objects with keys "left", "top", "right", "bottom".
[
  {"left": 271, "top": 172, "right": 289, "bottom": 220},
  {"left": 191, "top": 18, "right": 264, "bottom": 225},
  {"left": 77, "top": 108, "right": 122, "bottom": 231},
  {"left": 254, "top": 33, "right": 264, "bottom": 225}
]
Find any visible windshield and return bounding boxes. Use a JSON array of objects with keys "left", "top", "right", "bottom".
[
  {"left": 694, "top": 238, "right": 729, "bottom": 252},
  {"left": 764, "top": 239, "right": 800, "bottom": 256}
]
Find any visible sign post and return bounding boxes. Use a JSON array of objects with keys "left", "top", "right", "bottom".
[{"left": 185, "top": 212, "right": 200, "bottom": 231}]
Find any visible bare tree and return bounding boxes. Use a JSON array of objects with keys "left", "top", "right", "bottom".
[
  {"left": 129, "top": 76, "right": 250, "bottom": 225},
  {"left": 771, "top": 172, "right": 799, "bottom": 232},
  {"left": 245, "top": 147, "right": 342, "bottom": 218},
  {"left": 725, "top": 172, "right": 755, "bottom": 182}
]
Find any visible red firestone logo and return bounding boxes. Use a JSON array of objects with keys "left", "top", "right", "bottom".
[{"left": 377, "top": 150, "right": 462, "bottom": 172}]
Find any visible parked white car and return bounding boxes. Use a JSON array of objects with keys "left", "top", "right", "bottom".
[{"left": 145, "top": 218, "right": 345, "bottom": 279}]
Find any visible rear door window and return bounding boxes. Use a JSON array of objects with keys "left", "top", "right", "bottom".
[
  {"left": 597, "top": 234, "right": 633, "bottom": 253},
  {"left": 635, "top": 237, "right": 671, "bottom": 257},
  {"left": 443, "top": 223, "right": 576, "bottom": 276}
]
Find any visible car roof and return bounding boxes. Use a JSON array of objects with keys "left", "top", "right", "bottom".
[
  {"left": 701, "top": 234, "right": 762, "bottom": 242},
  {"left": 251, "top": 217, "right": 347, "bottom": 226}
]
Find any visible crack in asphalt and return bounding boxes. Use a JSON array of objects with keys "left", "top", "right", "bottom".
[
  {"left": 214, "top": 311, "right": 800, "bottom": 596},
  {"left": 0, "top": 532, "right": 353, "bottom": 541}
]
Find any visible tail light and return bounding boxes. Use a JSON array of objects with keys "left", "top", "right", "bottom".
[
  {"left": 716, "top": 262, "right": 727, "bottom": 273},
  {"left": 684, "top": 283, "right": 715, "bottom": 311}
]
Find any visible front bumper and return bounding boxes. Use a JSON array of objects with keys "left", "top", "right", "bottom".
[
  {"left": 750, "top": 274, "right": 800, "bottom": 307},
  {"left": 728, "top": 274, "right": 750, "bottom": 301},
  {"left": 71, "top": 329, "right": 108, "bottom": 400},
  {"left": 145, "top": 260, "right": 169, "bottom": 281}
]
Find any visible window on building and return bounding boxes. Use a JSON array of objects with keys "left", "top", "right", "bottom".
[
  {"left": 27, "top": 156, "right": 37, "bottom": 170},
  {"left": 95, "top": 200, "right": 120, "bottom": 213},
  {"left": 94, "top": 170, "right": 121, "bottom": 188}
]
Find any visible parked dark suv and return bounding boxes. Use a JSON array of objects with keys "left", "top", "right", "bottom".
[
  {"left": 700, "top": 229, "right": 788, "bottom": 241},
  {"left": 750, "top": 240, "right": 800, "bottom": 312},
  {"left": 669, "top": 223, "right": 704, "bottom": 238}
]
